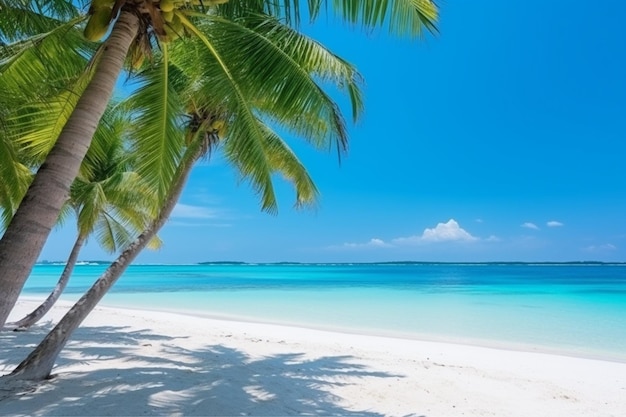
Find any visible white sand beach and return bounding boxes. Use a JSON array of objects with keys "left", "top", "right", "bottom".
[{"left": 1, "top": 299, "right": 625, "bottom": 416}]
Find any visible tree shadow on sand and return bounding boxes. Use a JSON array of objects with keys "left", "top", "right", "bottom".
[{"left": 0, "top": 322, "right": 425, "bottom": 416}]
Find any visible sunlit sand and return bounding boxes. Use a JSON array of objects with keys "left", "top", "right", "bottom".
[{"left": 1, "top": 299, "right": 624, "bottom": 416}]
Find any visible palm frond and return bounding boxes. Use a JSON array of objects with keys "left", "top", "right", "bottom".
[
  {"left": 55, "top": 199, "right": 74, "bottom": 229},
  {"left": 126, "top": 44, "right": 186, "bottom": 201},
  {"left": 258, "top": 124, "right": 319, "bottom": 208},
  {"left": 244, "top": 15, "right": 364, "bottom": 122},
  {"left": 0, "top": 16, "right": 93, "bottom": 102},
  {"left": 74, "top": 180, "right": 107, "bottom": 237},
  {"left": 79, "top": 102, "right": 132, "bottom": 180},
  {"left": 204, "top": 13, "right": 362, "bottom": 153},
  {"left": 327, "top": 0, "right": 438, "bottom": 37},
  {"left": 0, "top": 123, "right": 32, "bottom": 230},
  {"left": 0, "top": 150, "right": 31, "bottom": 230},
  {"left": 170, "top": 15, "right": 277, "bottom": 210},
  {"left": 213, "top": 0, "right": 438, "bottom": 37},
  {"left": 0, "top": 0, "right": 87, "bottom": 42},
  {"left": 7, "top": 46, "right": 104, "bottom": 166}
]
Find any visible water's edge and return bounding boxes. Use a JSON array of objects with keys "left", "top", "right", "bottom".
[{"left": 22, "top": 263, "right": 626, "bottom": 363}]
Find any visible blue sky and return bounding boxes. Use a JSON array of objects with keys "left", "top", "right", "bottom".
[{"left": 40, "top": 1, "right": 626, "bottom": 263}]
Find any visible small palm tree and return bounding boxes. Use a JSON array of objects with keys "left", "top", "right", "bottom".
[
  {"left": 7, "top": 106, "right": 160, "bottom": 330},
  {"left": 0, "top": 0, "right": 439, "bottom": 328}
]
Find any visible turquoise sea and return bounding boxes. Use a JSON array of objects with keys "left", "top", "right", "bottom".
[{"left": 22, "top": 262, "right": 626, "bottom": 361}]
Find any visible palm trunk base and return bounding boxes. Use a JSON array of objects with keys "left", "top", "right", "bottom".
[
  {"left": 6, "top": 236, "right": 85, "bottom": 331},
  {"left": 9, "top": 330, "right": 66, "bottom": 381},
  {"left": 0, "top": 375, "right": 43, "bottom": 402}
]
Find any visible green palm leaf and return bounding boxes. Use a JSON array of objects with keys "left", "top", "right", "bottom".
[
  {"left": 0, "top": 16, "right": 93, "bottom": 102},
  {"left": 126, "top": 44, "right": 186, "bottom": 201},
  {"left": 255, "top": 123, "right": 319, "bottom": 207},
  {"left": 242, "top": 15, "right": 364, "bottom": 122},
  {"left": 0, "top": 149, "right": 31, "bottom": 230},
  {"left": 7, "top": 46, "right": 103, "bottom": 166},
  {"left": 215, "top": 0, "right": 438, "bottom": 37},
  {"left": 0, "top": 0, "right": 86, "bottom": 42}
]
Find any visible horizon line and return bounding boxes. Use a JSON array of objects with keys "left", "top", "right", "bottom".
[{"left": 36, "top": 260, "right": 626, "bottom": 266}]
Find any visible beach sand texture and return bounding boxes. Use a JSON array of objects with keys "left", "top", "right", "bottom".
[{"left": 1, "top": 299, "right": 625, "bottom": 416}]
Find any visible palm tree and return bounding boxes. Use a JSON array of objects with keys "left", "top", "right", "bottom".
[
  {"left": 0, "top": 0, "right": 438, "bottom": 328},
  {"left": 6, "top": 9, "right": 374, "bottom": 381},
  {"left": 6, "top": 106, "right": 160, "bottom": 330},
  {"left": 0, "top": 0, "right": 109, "bottom": 325}
]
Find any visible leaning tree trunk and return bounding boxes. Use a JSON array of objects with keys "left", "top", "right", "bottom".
[
  {"left": 6, "top": 235, "right": 85, "bottom": 331},
  {"left": 7, "top": 142, "right": 204, "bottom": 381},
  {"left": 0, "top": 11, "right": 139, "bottom": 328}
]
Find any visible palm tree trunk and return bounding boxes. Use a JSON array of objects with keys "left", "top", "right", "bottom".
[
  {"left": 7, "top": 141, "right": 204, "bottom": 381},
  {"left": 0, "top": 11, "right": 140, "bottom": 328},
  {"left": 6, "top": 234, "right": 85, "bottom": 331}
]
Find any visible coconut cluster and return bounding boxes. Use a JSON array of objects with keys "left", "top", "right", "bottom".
[
  {"left": 83, "top": 0, "right": 227, "bottom": 43},
  {"left": 83, "top": 0, "right": 116, "bottom": 41}
]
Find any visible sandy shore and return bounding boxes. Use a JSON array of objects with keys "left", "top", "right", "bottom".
[{"left": 1, "top": 299, "right": 625, "bottom": 416}]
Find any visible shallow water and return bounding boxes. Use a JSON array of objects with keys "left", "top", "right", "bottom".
[{"left": 23, "top": 263, "right": 626, "bottom": 361}]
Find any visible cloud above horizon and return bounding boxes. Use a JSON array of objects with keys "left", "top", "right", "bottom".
[
  {"left": 406, "top": 219, "right": 478, "bottom": 243},
  {"left": 521, "top": 222, "right": 540, "bottom": 230},
  {"left": 340, "top": 238, "right": 392, "bottom": 249},
  {"left": 584, "top": 243, "right": 617, "bottom": 252},
  {"left": 172, "top": 203, "right": 218, "bottom": 219},
  {"left": 547, "top": 221, "right": 564, "bottom": 227},
  {"left": 333, "top": 219, "right": 480, "bottom": 250}
]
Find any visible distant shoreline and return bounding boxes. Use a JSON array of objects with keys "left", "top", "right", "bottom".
[{"left": 35, "top": 260, "right": 626, "bottom": 266}]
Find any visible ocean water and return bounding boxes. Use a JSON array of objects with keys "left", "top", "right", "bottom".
[{"left": 22, "top": 263, "right": 626, "bottom": 361}]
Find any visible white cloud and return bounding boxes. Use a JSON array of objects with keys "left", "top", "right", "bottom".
[
  {"left": 172, "top": 203, "right": 218, "bottom": 219},
  {"left": 547, "top": 221, "right": 564, "bottom": 227},
  {"left": 521, "top": 222, "right": 539, "bottom": 230},
  {"left": 422, "top": 219, "right": 478, "bottom": 242},
  {"left": 584, "top": 244, "right": 617, "bottom": 252},
  {"left": 394, "top": 219, "right": 478, "bottom": 244},
  {"left": 169, "top": 221, "right": 231, "bottom": 228},
  {"left": 338, "top": 238, "right": 392, "bottom": 249},
  {"left": 330, "top": 219, "right": 485, "bottom": 251}
]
